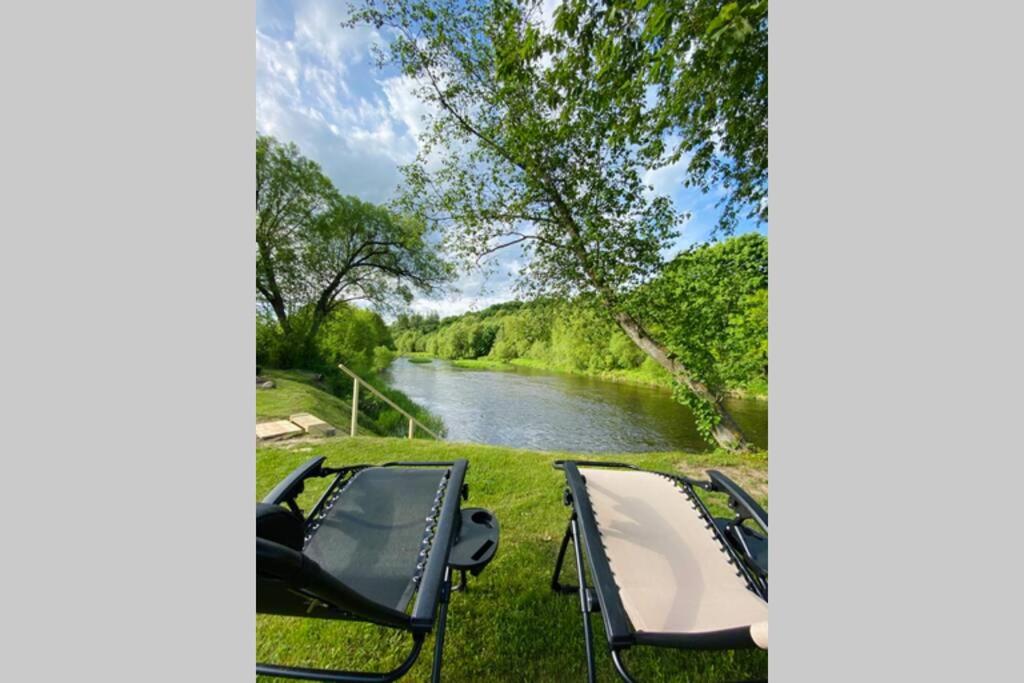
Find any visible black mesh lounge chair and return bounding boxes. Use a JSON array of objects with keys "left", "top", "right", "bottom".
[
  {"left": 257, "top": 456, "right": 500, "bottom": 682},
  {"left": 551, "top": 461, "right": 768, "bottom": 682}
]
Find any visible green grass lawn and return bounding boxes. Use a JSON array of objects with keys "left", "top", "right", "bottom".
[{"left": 257, "top": 437, "right": 768, "bottom": 682}]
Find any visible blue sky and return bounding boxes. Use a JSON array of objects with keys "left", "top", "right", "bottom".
[{"left": 257, "top": 0, "right": 765, "bottom": 318}]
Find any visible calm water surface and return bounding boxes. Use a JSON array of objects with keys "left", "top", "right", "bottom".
[{"left": 384, "top": 358, "right": 767, "bottom": 453}]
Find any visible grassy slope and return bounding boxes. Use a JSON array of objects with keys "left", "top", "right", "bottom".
[
  {"left": 257, "top": 437, "right": 768, "bottom": 682},
  {"left": 256, "top": 370, "right": 379, "bottom": 436}
]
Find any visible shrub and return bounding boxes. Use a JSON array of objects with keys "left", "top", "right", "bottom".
[{"left": 372, "top": 346, "right": 396, "bottom": 373}]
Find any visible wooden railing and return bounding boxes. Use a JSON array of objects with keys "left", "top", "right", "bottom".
[{"left": 336, "top": 362, "right": 441, "bottom": 440}]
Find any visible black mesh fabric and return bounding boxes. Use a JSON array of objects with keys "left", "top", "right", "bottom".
[{"left": 303, "top": 467, "right": 448, "bottom": 612}]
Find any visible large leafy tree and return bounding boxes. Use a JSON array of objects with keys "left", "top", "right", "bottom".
[
  {"left": 552, "top": 0, "right": 768, "bottom": 232},
  {"left": 256, "top": 134, "right": 451, "bottom": 354},
  {"left": 636, "top": 234, "right": 767, "bottom": 439},
  {"left": 347, "top": 0, "right": 759, "bottom": 450}
]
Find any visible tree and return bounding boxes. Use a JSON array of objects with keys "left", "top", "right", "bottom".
[
  {"left": 552, "top": 0, "right": 767, "bottom": 232},
  {"left": 256, "top": 134, "right": 451, "bottom": 356},
  {"left": 348, "top": 0, "right": 757, "bottom": 450},
  {"left": 635, "top": 234, "right": 768, "bottom": 439}
]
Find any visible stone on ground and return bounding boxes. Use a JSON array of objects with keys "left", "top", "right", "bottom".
[
  {"left": 289, "top": 412, "right": 337, "bottom": 437},
  {"left": 256, "top": 419, "right": 303, "bottom": 441}
]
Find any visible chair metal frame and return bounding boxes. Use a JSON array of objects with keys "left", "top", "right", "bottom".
[
  {"left": 550, "top": 460, "right": 768, "bottom": 683},
  {"left": 257, "top": 456, "right": 471, "bottom": 682}
]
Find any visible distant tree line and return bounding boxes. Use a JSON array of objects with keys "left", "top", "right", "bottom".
[{"left": 395, "top": 299, "right": 652, "bottom": 371}]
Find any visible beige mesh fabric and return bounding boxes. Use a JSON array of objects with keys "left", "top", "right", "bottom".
[{"left": 581, "top": 468, "right": 768, "bottom": 648}]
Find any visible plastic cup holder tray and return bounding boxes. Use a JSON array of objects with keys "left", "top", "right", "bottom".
[{"left": 449, "top": 507, "right": 500, "bottom": 573}]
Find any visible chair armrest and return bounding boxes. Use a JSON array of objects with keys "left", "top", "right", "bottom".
[
  {"left": 410, "top": 459, "right": 468, "bottom": 631},
  {"left": 707, "top": 469, "right": 768, "bottom": 533},
  {"left": 262, "top": 456, "right": 326, "bottom": 509}
]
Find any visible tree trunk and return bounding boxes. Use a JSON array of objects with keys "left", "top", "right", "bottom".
[
  {"left": 612, "top": 311, "right": 754, "bottom": 453},
  {"left": 257, "top": 243, "right": 291, "bottom": 333},
  {"left": 269, "top": 297, "right": 290, "bottom": 333},
  {"left": 301, "top": 307, "right": 330, "bottom": 355}
]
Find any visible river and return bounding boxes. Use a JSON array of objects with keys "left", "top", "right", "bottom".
[{"left": 383, "top": 358, "right": 767, "bottom": 453}]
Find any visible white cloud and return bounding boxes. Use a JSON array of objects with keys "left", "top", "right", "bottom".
[
  {"left": 643, "top": 162, "right": 683, "bottom": 200},
  {"left": 380, "top": 75, "right": 431, "bottom": 142},
  {"left": 258, "top": 34, "right": 300, "bottom": 88},
  {"left": 292, "top": 0, "right": 381, "bottom": 68},
  {"left": 408, "top": 252, "right": 523, "bottom": 318},
  {"left": 256, "top": 4, "right": 418, "bottom": 203},
  {"left": 537, "top": 0, "right": 561, "bottom": 31},
  {"left": 642, "top": 136, "right": 691, "bottom": 200},
  {"left": 408, "top": 295, "right": 512, "bottom": 318}
]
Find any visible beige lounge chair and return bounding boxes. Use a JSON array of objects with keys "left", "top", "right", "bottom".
[{"left": 551, "top": 461, "right": 768, "bottom": 682}]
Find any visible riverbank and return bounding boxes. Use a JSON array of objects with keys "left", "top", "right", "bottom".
[
  {"left": 257, "top": 436, "right": 767, "bottom": 682},
  {"left": 401, "top": 352, "right": 768, "bottom": 400},
  {"left": 257, "top": 367, "right": 445, "bottom": 438}
]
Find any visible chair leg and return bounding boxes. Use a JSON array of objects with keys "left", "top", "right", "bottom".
[
  {"left": 610, "top": 648, "right": 638, "bottom": 683},
  {"left": 452, "top": 568, "right": 468, "bottom": 592},
  {"left": 569, "top": 517, "right": 597, "bottom": 683},
  {"left": 430, "top": 566, "right": 453, "bottom": 683},
  {"left": 551, "top": 516, "right": 577, "bottom": 593}
]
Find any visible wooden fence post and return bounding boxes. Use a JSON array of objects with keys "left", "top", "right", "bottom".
[
  {"left": 336, "top": 362, "right": 441, "bottom": 441},
  {"left": 350, "top": 378, "right": 359, "bottom": 437}
]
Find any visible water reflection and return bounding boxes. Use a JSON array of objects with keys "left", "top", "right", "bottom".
[{"left": 384, "top": 358, "right": 767, "bottom": 453}]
